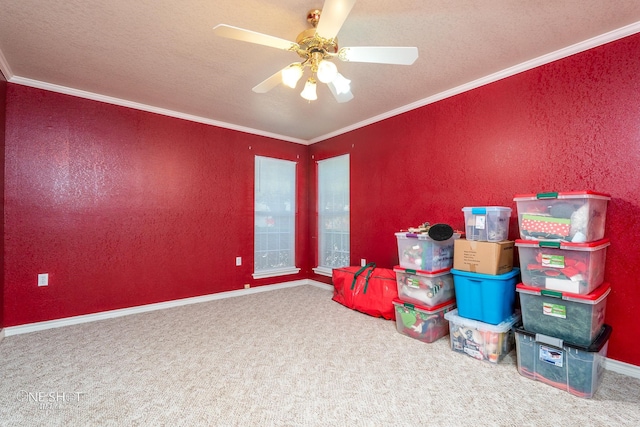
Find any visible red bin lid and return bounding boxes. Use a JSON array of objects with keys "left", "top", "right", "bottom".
[
  {"left": 513, "top": 191, "right": 611, "bottom": 201},
  {"left": 516, "top": 282, "right": 611, "bottom": 304},
  {"left": 392, "top": 297, "right": 456, "bottom": 313},
  {"left": 514, "top": 238, "right": 610, "bottom": 251}
]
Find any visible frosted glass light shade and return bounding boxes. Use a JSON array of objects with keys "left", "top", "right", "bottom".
[
  {"left": 332, "top": 73, "right": 351, "bottom": 94},
  {"left": 316, "top": 60, "right": 338, "bottom": 83},
  {"left": 282, "top": 64, "right": 303, "bottom": 88},
  {"left": 300, "top": 78, "right": 318, "bottom": 101}
]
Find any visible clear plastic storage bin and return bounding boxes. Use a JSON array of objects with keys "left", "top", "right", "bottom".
[
  {"left": 396, "top": 232, "right": 460, "bottom": 272},
  {"left": 462, "top": 206, "right": 512, "bottom": 242},
  {"left": 392, "top": 298, "right": 456, "bottom": 343},
  {"left": 393, "top": 266, "right": 455, "bottom": 307},
  {"left": 516, "top": 283, "right": 610, "bottom": 347},
  {"left": 513, "top": 191, "right": 610, "bottom": 243},
  {"left": 445, "top": 309, "right": 521, "bottom": 363},
  {"left": 515, "top": 239, "right": 609, "bottom": 295},
  {"left": 515, "top": 325, "right": 611, "bottom": 398}
]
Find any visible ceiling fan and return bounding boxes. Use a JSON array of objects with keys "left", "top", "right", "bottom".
[{"left": 213, "top": 0, "right": 418, "bottom": 103}]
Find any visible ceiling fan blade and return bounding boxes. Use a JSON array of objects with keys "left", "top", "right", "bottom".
[
  {"left": 327, "top": 82, "right": 354, "bottom": 103},
  {"left": 252, "top": 68, "right": 286, "bottom": 93},
  {"left": 315, "top": 0, "right": 357, "bottom": 39},
  {"left": 252, "top": 63, "right": 304, "bottom": 93},
  {"left": 338, "top": 46, "right": 419, "bottom": 65},
  {"left": 213, "top": 24, "right": 298, "bottom": 51}
]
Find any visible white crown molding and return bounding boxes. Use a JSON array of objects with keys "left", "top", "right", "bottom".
[
  {"left": 308, "top": 20, "right": 640, "bottom": 144},
  {"left": 0, "top": 47, "right": 13, "bottom": 80},
  {"left": 6, "top": 75, "right": 309, "bottom": 146},
  {"left": 3, "top": 22, "right": 639, "bottom": 145}
]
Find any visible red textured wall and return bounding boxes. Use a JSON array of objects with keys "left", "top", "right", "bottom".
[
  {"left": 0, "top": 72, "right": 6, "bottom": 329},
  {"left": 310, "top": 34, "right": 640, "bottom": 366},
  {"left": 3, "top": 86, "right": 310, "bottom": 327},
  {"left": 3, "top": 34, "right": 640, "bottom": 368}
]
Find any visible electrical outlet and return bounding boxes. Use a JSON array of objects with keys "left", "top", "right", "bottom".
[
  {"left": 38, "top": 273, "right": 49, "bottom": 287},
  {"left": 361, "top": 259, "right": 366, "bottom": 267},
  {"left": 244, "top": 284, "right": 250, "bottom": 289},
  {"left": 235, "top": 257, "right": 242, "bottom": 266}
]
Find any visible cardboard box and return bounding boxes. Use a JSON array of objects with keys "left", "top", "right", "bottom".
[{"left": 453, "top": 239, "right": 514, "bottom": 275}]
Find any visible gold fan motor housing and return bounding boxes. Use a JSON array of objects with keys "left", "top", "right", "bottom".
[{"left": 295, "top": 9, "right": 339, "bottom": 60}]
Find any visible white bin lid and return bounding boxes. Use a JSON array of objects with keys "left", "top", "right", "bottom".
[
  {"left": 444, "top": 308, "right": 521, "bottom": 333},
  {"left": 461, "top": 206, "right": 512, "bottom": 214}
]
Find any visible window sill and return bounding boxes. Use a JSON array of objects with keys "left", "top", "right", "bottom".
[
  {"left": 312, "top": 267, "right": 333, "bottom": 277},
  {"left": 252, "top": 267, "right": 301, "bottom": 280}
]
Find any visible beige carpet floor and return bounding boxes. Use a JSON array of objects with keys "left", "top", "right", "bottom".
[{"left": 0, "top": 284, "right": 639, "bottom": 426}]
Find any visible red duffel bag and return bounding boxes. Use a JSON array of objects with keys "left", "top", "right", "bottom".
[{"left": 332, "top": 262, "right": 398, "bottom": 320}]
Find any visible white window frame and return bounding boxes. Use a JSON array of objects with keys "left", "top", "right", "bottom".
[
  {"left": 252, "top": 156, "right": 300, "bottom": 279},
  {"left": 313, "top": 154, "right": 350, "bottom": 277}
]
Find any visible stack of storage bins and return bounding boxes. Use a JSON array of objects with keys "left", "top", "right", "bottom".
[
  {"left": 512, "top": 191, "right": 612, "bottom": 398},
  {"left": 392, "top": 230, "right": 459, "bottom": 343},
  {"left": 445, "top": 207, "right": 521, "bottom": 364}
]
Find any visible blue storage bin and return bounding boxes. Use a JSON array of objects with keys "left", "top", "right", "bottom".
[{"left": 450, "top": 268, "right": 520, "bottom": 325}]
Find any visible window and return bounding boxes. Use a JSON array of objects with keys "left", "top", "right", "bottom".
[
  {"left": 314, "top": 154, "right": 350, "bottom": 276},
  {"left": 253, "top": 156, "right": 299, "bottom": 279}
]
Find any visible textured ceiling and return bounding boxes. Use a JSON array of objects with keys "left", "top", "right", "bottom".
[{"left": 1, "top": 1, "right": 640, "bottom": 144}]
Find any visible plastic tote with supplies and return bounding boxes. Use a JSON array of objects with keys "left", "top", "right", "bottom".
[
  {"left": 513, "top": 191, "right": 610, "bottom": 243},
  {"left": 515, "top": 239, "right": 609, "bottom": 295},
  {"left": 514, "top": 325, "right": 612, "bottom": 398},
  {"left": 462, "top": 206, "right": 512, "bottom": 242},
  {"left": 395, "top": 232, "right": 460, "bottom": 272},
  {"left": 516, "top": 283, "right": 610, "bottom": 347},
  {"left": 445, "top": 309, "right": 521, "bottom": 364},
  {"left": 392, "top": 298, "right": 456, "bottom": 343},
  {"left": 393, "top": 266, "right": 455, "bottom": 307}
]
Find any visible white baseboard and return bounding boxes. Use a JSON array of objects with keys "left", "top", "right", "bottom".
[
  {"left": 604, "top": 358, "right": 640, "bottom": 379},
  {"left": 3, "top": 279, "right": 312, "bottom": 337},
  {"left": 307, "top": 279, "right": 333, "bottom": 291},
  {"left": 3, "top": 280, "right": 638, "bottom": 380}
]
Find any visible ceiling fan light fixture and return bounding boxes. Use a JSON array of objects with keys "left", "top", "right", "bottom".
[
  {"left": 300, "top": 78, "right": 318, "bottom": 101},
  {"left": 332, "top": 73, "right": 351, "bottom": 95},
  {"left": 214, "top": 3, "right": 418, "bottom": 104},
  {"left": 316, "top": 59, "right": 338, "bottom": 83},
  {"left": 282, "top": 63, "right": 304, "bottom": 88}
]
